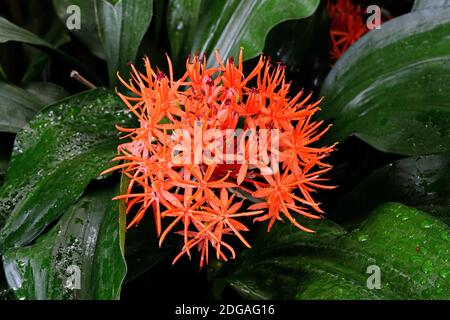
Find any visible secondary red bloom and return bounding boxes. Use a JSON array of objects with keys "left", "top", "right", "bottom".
[
  {"left": 327, "top": 0, "right": 368, "bottom": 61},
  {"left": 103, "top": 50, "right": 335, "bottom": 268}
]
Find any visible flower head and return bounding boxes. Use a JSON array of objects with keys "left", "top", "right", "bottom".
[
  {"left": 103, "top": 50, "right": 335, "bottom": 268},
  {"left": 327, "top": 0, "right": 368, "bottom": 61}
]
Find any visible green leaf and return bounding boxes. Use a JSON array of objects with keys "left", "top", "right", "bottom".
[
  {"left": 0, "top": 63, "right": 7, "bottom": 80},
  {"left": 2, "top": 186, "right": 127, "bottom": 299},
  {"left": 53, "top": 0, "right": 105, "bottom": 60},
  {"left": 23, "top": 82, "right": 69, "bottom": 106},
  {"left": 0, "top": 81, "right": 68, "bottom": 133},
  {"left": 0, "top": 17, "right": 52, "bottom": 48},
  {"left": 95, "top": 0, "right": 153, "bottom": 86},
  {"left": 332, "top": 155, "right": 450, "bottom": 225},
  {"left": 263, "top": 1, "right": 329, "bottom": 90},
  {"left": 0, "top": 17, "right": 102, "bottom": 85},
  {"left": 166, "top": 0, "right": 203, "bottom": 64},
  {"left": 0, "top": 82, "right": 44, "bottom": 133},
  {"left": 124, "top": 213, "right": 172, "bottom": 281},
  {"left": 264, "top": 5, "right": 324, "bottom": 67},
  {"left": 413, "top": 0, "right": 450, "bottom": 10},
  {"left": 22, "top": 20, "right": 71, "bottom": 83},
  {"left": 0, "top": 88, "right": 132, "bottom": 251},
  {"left": 167, "top": 0, "right": 320, "bottom": 66},
  {"left": 0, "top": 159, "right": 7, "bottom": 176},
  {"left": 215, "top": 203, "right": 450, "bottom": 299},
  {"left": 320, "top": 10, "right": 450, "bottom": 155}
]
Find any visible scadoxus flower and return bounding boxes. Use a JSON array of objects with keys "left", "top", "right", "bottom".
[{"left": 103, "top": 49, "right": 335, "bottom": 268}]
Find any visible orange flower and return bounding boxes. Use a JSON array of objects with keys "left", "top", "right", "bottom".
[
  {"left": 103, "top": 50, "right": 335, "bottom": 268},
  {"left": 327, "top": 0, "right": 368, "bottom": 61}
]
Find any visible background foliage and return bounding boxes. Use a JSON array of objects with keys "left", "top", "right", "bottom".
[{"left": 0, "top": 0, "right": 448, "bottom": 300}]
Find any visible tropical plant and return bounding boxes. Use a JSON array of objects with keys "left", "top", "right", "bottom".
[{"left": 0, "top": 0, "right": 448, "bottom": 300}]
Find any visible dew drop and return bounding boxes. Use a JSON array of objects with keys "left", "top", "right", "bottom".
[
  {"left": 439, "top": 269, "right": 449, "bottom": 279},
  {"left": 357, "top": 234, "right": 369, "bottom": 242},
  {"left": 420, "top": 220, "right": 433, "bottom": 229}
]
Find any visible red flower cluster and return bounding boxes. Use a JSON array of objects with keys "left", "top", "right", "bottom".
[
  {"left": 103, "top": 50, "right": 335, "bottom": 268},
  {"left": 327, "top": 0, "right": 368, "bottom": 61}
]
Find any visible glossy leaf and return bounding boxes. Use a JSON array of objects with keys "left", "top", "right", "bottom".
[
  {"left": 0, "top": 64, "right": 6, "bottom": 81},
  {"left": 320, "top": 10, "right": 450, "bottom": 155},
  {"left": 23, "top": 82, "right": 69, "bottom": 106},
  {"left": 215, "top": 203, "right": 450, "bottom": 299},
  {"left": 332, "top": 155, "right": 450, "bottom": 225},
  {"left": 413, "top": 0, "right": 450, "bottom": 10},
  {"left": 124, "top": 212, "right": 173, "bottom": 281},
  {"left": 2, "top": 186, "right": 127, "bottom": 299},
  {"left": 0, "top": 17, "right": 102, "bottom": 85},
  {"left": 0, "top": 17, "right": 52, "bottom": 48},
  {"left": 95, "top": 0, "right": 153, "bottom": 86},
  {"left": 264, "top": 3, "right": 326, "bottom": 67},
  {"left": 53, "top": 0, "right": 105, "bottom": 59},
  {"left": 0, "top": 82, "right": 68, "bottom": 133},
  {"left": 263, "top": 1, "right": 329, "bottom": 92},
  {"left": 167, "top": 0, "right": 320, "bottom": 66},
  {"left": 0, "top": 82, "right": 44, "bottom": 133},
  {"left": 0, "top": 88, "right": 132, "bottom": 251},
  {"left": 22, "top": 21, "right": 71, "bottom": 82},
  {"left": 166, "top": 0, "right": 203, "bottom": 64}
]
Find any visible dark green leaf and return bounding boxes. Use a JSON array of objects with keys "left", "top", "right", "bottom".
[
  {"left": 0, "top": 17, "right": 102, "bottom": 85},
  {"left": 53, "top": 0, "right": 105, "bottom": 60},
  {"left": 0, "top": 17, "right": 52, "bottom": 48},
  {"left": 0, "top": 81, "right": 68, "bottom": 133},
  {"left": 263, "top": 1, "right": 329, "bottom": 91},
  {"left": 0, "top": 64, "right": 7, "bottom": 81},
  {"left": 413, "top": 0, "right": 450, "bottom": 10},
  {"left": 124, "top": 212, "right": 172, "bottom": 281},
  {"left": 23, "top": 82, "right": 69, "bottom": 106},
  {"left": 0, "top": 88, "right": 132, "bottom": 251},
  {"left": 264, "top": 11, "right": 321, "bottom": 69},
  {"left": 166, "top": 0, "right": 203, "bottom": 64},
  {"left": 167, "top": 0, "right": 320, "bottom": 66},
  {"left": 332, "top": 155, "right": 450, "bottom": 225},
  {"left": 2, "top": 186, "right": 127, "bottom": 299},
  {"left": 22, "top": 20, "right": 71, "bottom": 83},
  {"left": 0, "top": 159, "right": 6, "bottom": 177},
  {"left": 95, "top": 0, "right": 153, "bottom": 86},
  {"left": 320, "top": 10, "right": 450, "bottom": 155},
  {"left": 0, "top": 82, "right": 44, "bottom": 133},
  {"left": 215, "top": 203, "right": 450, "bottom": 299}
]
